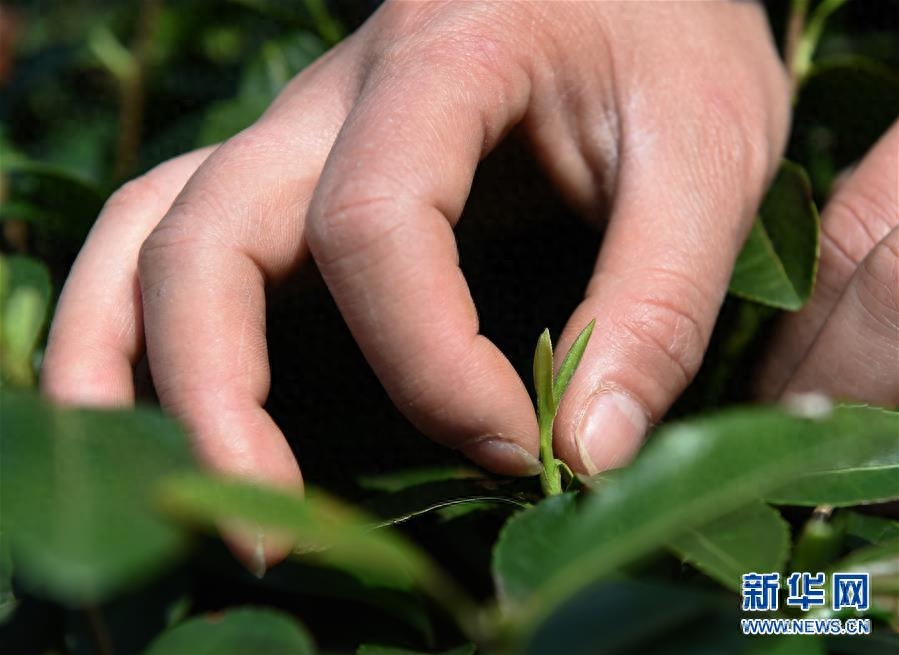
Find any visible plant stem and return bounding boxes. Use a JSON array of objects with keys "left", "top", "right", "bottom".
[
  {"left": 113, "top": 0, "right": 163, "bottom": 180},
  {"left": 85, "top": 605, "right": 116, "bottom": 655},
  {"left": 788, "top": 0, "right": 849, "bottom": 92},
  {"left": 539, "top": 418, "right": 561, "bottom": 496},
  {"left": 785, "top": 0, "right": 810, "bottom": 93}
]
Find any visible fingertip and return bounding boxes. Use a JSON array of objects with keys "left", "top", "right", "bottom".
[
  {"left": 458, "top": 435, "right": 542, "bottom": 477},
  {"left": 569, "top": 388, "right": 649, "bottom": 474}
]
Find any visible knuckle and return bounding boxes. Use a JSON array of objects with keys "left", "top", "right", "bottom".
[
  {"left": 365, "top": 5, "right": 526, "bottom": 93},
  {"left": 307, "top": 189, "right": 410, "bottom": 269},
  {"left": 104, "top": 175, "right": 166, "bottom": 215},
  {"left": 856, "top": 230, "right": 899, "bottom": 333},
  {"left": 615, "top": 272, "right": 710, "bottom": 387},
  {"left": 137, "top": 198, "right": 221, "bottom": 273},
  {"left": 823, "top": 185, "right": 898, "bottom": 267}
]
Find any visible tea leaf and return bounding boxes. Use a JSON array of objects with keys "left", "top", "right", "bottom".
[
  {"left": 767, "top": 443, "right": 899, "bottom": 507},
  {"left": 145, "top": 607, "right": 315, "bottom": 655},
  {"left": 553, "top": 319, "right": 595, "bottom": 409},
  {"left": 533, "top": 329, "right": 554, "bottom": 427},
  {"left": 502, "top": 405, "right": 899, "bottom": 631},
  {"left": 669, "top": 502, "right": 790, "bottom": 592},
  {"left": 0, "top": 393, "right": 193, "bottom": 603},
  {"left": 493, "top": 494, "right": 577, "bottom": 608},
  {"left": 729, "top": 161, "right": 819, "bottom": 310}
]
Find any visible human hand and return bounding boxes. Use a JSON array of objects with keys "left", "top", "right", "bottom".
[
  {"left": 757, "top": 120, "right": 898, "bottom": 405},
  {"left": 42, "top": 1, "right": 789, "bottom": 518}
]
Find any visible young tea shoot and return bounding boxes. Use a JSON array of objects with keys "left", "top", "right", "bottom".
[{"left": 533, "top": 320, "right": 596, "bottom": 496}]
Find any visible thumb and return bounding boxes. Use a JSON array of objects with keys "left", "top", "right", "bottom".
[{"left": 552, "top": 101, "right": 780, "bottom": 474}]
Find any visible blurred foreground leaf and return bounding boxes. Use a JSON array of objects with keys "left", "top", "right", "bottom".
[
  {"left": 157, "top": 474, "right": 478, "bottom": 634},
  {"left": 497, "top": 405, "right": 899, "bottom": 633},
  {"left": 493, "top": 494, "right": 576, "bottom": 608},
  {"left": 0, "top": 393, "right": 193, "bottom": 603},
  {"left": 729, "top": 161, "right": 819, "bottom": 310},
  {"left": 768, "top": 441, "right": 899, "bottom": 507},
  {"left": 669, "top": 501, "right": 790, "bottom": 592},
  {"left": 145, "top": 607, "right": 315, "bottom": 655}
]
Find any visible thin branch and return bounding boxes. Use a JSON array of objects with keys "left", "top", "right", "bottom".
[
  {"left": 113, "top": 0, "right": 164, "bottom": 180},
  {"left": 85, "top": 605, "right": 116, "bottom": 655}
]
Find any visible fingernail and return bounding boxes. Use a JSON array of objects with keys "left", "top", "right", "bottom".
[
  {"left": 576, "top": 391, "right": 648, "bottom": 475},
  {"left": 249, "top": 531, "right": 267, "bottom": 579},
  {"left": 460, "top": 436, "right": 543, "bottom": 476}
]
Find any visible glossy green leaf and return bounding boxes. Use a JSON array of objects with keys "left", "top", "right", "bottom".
[
  {"left": 0, "top": 255, "right": 52, "bottom": 387},
  {"left": 552, "top": 319, "right": 595, "bottom": 409},
  {"left": 493, "top": 494, "right": 577, "bottom": 607},
  {"left": 669, "top": 501, "right": 790, "bottom": 592},
  {"left": 145, "top": 607, "right": 315, "bottom": 655},
  {"left": 0, "top": 393, "right": 193, "bottom": 603},
  {"left": 503, "top": 405, "right": 899, "bottom": 630},
  {"left": 767, "top": 442, "right": 899, "bottom": 507},
  {"left": 729, "top": 161, "right": 819, "bottom": 310},
  {"left": 533, "top": 329, "right": 553, "bottom": 426}
]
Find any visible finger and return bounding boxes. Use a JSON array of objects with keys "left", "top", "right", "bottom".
[
  {"left": 42, "top": 147, "right": 216, "bottom": 406},
  {"left": 306, "top": 35, "right": 542, "bottom": 475},
  {"left": 553, "top": 90, "right": 783, "bottom": 474},
  {"left": 137, "top": 62, "right": 350, "bottom": 491},
  {"left": 757, "top": 120, "right": 899, "bottom": 399},
  {"left": 780, "top": 226, "right": 898, "bottom": 405}
]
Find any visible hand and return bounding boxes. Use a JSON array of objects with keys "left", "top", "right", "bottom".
[
  {"left": 758, "top": 120, "right": 898, "bottom": 405},
  {"left": 43, "top": 2, "right": 788, "bottom": 504}
]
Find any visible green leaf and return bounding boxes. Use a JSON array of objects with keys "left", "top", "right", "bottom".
[
  {"left": 729, "top": 161, "right": 819, "bottom": 310},
  {"left": 846, "top": 513, "right": 899, "bottom": 545},
  {"left": 197, "top": 31, "right": 328, "bottom": 146},
  {"left": 0, "top": 393, "right": 193, "bottom": 603},
  {"left": 357, "top": 645, "right": 475, "bottom": 655},
  {"left": 0, "top": 520, "right": 15, "bottom": 623},
  {"left": 504, "top": 405, "right": 899, "bottom": 630},
  {"left": 669, "top": 501, "right": 790, "bottom": 592},
  {"left": 533, "top": 329, "right": 554, "bottom": 426},
  {"left": 0, "top": 255, "right": 52, "bottom": 388},
  {"left": 0, "top": 161, "right": 105, "bottom": 243},
  {"left": 156, "top": 474, "right": 477, "bottom": 631},
  {"left": 158, "top": 474, "right": 425, "bottom": 589},
  {"left": 552, "top": 319, "right": 595, "bottom": 409},
  {"left": 492, "top": 494, "right": 577, "bottom": 607},
  {"left": 145, "top": 607, "right": 315, "bottom": 655},
  {"left": 526, "top": 579, "right": 820, "bottom": 655},
  {"left": 829, "top": 538, "right": 899, "bottom": 626},
  {"left": 364, "top": 479, "right": 532, "bottom": 528},
  {"left": 767, "top": 443, "right": 899, "bottom": 507},
  {"left": 791, "top": 57, "right": 899, "bottom": 196}
]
